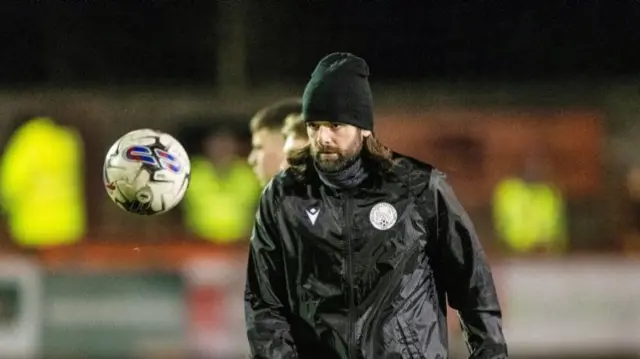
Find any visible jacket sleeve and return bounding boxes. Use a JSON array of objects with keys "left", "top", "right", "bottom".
[
  {"left": 432, "top": 172, "right": 508, "bottom": 359},
  {"left": 244, "top": 184, "right": 298, "bottom": 359}
]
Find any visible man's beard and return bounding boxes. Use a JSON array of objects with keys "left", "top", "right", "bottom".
[{"left": 312, "top": 136, "right": 363, "bottom": 173}]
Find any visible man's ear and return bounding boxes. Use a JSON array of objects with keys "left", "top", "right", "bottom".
[{"left": 362, "top": 130, "right": 372, "bottom": 138}]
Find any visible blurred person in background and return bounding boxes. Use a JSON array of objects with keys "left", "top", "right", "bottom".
[
  {"left": 182, "top": 127, "right": 260, "bottom": 244},
  {"left": 248, "top": 98, "right": 302, "bottom": 185},
  {"left": 245, "top": 53, "right": 507, "bottom": 359},
  {"left": 622, "top": 166, "right": 640, "bottom": 253},
  {"left": 492, "top": 153, "right": 568, "bottom": 254},
  {"left": 0, "top": 116, "right": 86, "bottom": 248},
  {"left": 280, "top": 113, "right": 309, "bottom": 170}
]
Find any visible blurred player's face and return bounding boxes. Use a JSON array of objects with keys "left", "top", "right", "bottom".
[
  {"left": 307, "top": 121, "right": 371, "bottom": 172},
  {"left": 204, "top": 132, "right": 238, "bottom": 165},
  {"left": 248, "top": 129, "right": 285, "bottom": 185},
  {"left": 280, "top": 134, "right": 308, "bottom": 170}
]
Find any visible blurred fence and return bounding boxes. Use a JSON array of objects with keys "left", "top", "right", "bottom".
[{"left": 1, "top": 249, "right": 639, "bottom": 358}]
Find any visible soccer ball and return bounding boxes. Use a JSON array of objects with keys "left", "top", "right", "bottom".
[{"left": 103, "top": 129, "right": 191, "bottom": 215}]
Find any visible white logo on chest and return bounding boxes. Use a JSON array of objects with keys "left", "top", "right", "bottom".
[
  {"left": 369, "top": 202, "right": 397, "bottom": 230},
  {"left": 306, "top": 208, "right": 320, "bottom": 225}
]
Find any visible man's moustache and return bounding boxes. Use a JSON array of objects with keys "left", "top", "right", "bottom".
[{"left": 318, "top": 148, "right": 338, "bottom": 154}]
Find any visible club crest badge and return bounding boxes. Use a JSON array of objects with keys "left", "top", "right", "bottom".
[{"left": 369, "top": 202, "right": 397, "bottom": 231}]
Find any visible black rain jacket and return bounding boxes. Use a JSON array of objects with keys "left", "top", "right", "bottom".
[{"left": 245, "top": 154, "right": 508, "bottom": 359}]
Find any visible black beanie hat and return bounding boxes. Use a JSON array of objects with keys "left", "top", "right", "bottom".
[{"left": 302, "top": 52, "right": 374, "bottom": 131}]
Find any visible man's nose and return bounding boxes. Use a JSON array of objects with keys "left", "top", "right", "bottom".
[{"left": 316, "top": 126, "right": 333, "bottom": 145}]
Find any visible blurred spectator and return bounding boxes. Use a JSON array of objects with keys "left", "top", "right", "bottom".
[
  {"left": 280, "top": 113, "right": 308, "bottom": 170},
  {"left": 247, "top": 98, "right": 302, "bottom": 185},
  {"left": 0, "top": 116, "right": 86, "bottom": 248},
  {"left": 492, "top": 154, "right": 568, "bottom": 254},
  {"left": 182, "top": 127, "right": 260, "bottom": 244}
]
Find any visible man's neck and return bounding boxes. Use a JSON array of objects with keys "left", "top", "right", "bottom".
[{"left": 315, "top": 157, "right": 368, "bottom": 190}]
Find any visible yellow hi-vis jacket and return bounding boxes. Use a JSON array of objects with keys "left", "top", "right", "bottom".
[
  {"left": 0, "top": 117, "right": 86, "bottom": 247},
  {"left": 493, "top": 177, "right": 568, "bottom": 253},
  {"left": 183, "top": 156, "right": 260, "bottom": 243}
]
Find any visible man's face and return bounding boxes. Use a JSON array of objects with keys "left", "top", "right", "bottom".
[
  {"left": 204, "top": 132, "right": 238, "bottom": 165},
  {"left": 248, "top": 128, "right": 285, "bottom": 185},
  {"left": 280, "top": 134, "right": 308, "bottom": 170},
  {"left": 307, "top": 121, "right": 371, "bottom": 172}
]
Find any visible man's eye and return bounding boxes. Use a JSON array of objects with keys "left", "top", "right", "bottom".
[{"left": 330, "top": 123, "right": 341, "bottom": 129}]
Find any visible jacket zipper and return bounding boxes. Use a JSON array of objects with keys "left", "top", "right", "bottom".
[{"left": 343, "top": 195, "right": 355, "bottom": 359}]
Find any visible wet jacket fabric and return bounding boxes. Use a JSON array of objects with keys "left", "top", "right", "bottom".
[{"left": 245, "top": 154, "right": 508, "bottom": 359}]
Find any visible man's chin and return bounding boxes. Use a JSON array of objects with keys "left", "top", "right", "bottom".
[
  {"left": 315, "top": 159, "right": 345, "bottom": 173},
  {"left": 256, "top": 173, "right": 269, "bottom": 186}
]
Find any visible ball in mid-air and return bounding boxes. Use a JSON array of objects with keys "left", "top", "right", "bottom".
[{"left": 103, "top": 129, "right": 190, "bottom": 215}]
